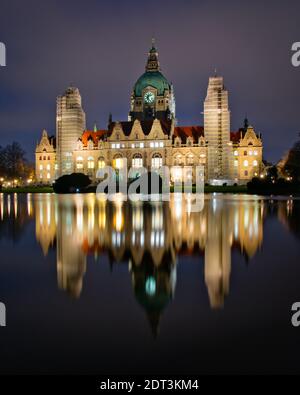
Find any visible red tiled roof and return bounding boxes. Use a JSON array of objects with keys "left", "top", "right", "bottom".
[
  {"left": 174, "top": 126, "right": 204, "bottom": 143},
  {"left": 81, "top": 130, "right": 107, "bottom": 147},
  {"left": 230, "top": 128, "right": 245, "bottom": 143}
]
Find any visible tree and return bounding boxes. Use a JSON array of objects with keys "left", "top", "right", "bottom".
[
  {"left": 267, "top": 165, "right": 279, "bottom": 182},
  {"left": 0, "top": 142, "right": 27, "bottom": 179}
]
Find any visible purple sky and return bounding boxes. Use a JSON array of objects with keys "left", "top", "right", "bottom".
[{"left": 0, "top": 0, "right": 300, "bottom": 162}]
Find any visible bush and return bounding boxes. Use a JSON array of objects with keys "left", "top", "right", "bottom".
[{"left": 53, "top": 173, "right": 91, "bottom": 194}]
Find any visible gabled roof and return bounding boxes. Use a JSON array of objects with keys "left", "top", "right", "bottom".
[
  {"left": 173, "top": 126, "right": 204, "bottom": 143},
  {"left": 81, "top": 130, "right": 107, "bottom": 147},
  {"left": 109, "top": 119, "right": 173, "bottom": 136},
  {"left": 230, "top": 129, "right": 245, "bottom": 143}
]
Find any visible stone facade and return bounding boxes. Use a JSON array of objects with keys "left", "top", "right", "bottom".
[
  {"left": 35, "top": 42, "right": 264, "bottom": 185},
  {"left": 35, "top": 130, "right": 56, "bottom": 184}
]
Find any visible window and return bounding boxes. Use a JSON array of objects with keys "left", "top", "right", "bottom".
[
  {"left": 47, "top": 173, "right": 51, "bottom": 179},
  {"left": 76, "top": 156, "right": 83, "bottom": 170},
  {"left": 113, "top": 155, "right": 123, "bottom": 169},
  {"left": 234, "top": 150, "right": 238, "bottom": 156},
  {"left": 245, "top": 170, "right": 248, "bottom": 176},
  {"left": 151, "top": 154, "right": 162, "bottom": 169},
  {"left": 39, "top": 156, "right": 42, "bottom": 161},
  {"left": 254, "top": 150, "right": 258, "bottom": 156},
  {"left": 88, "top": 157, "right": 95, "bottom": 169},
  {"left": 253, "top": 160, "right": 258, "bottom": 167},
  {"left": 234, "top": 160, "right": 238, "bottom": 167},
  {"left": 46, "top": 164, "right": 51, "bottom": 170},
  {"left": 150, "top": 142, "right": 154, "bottom": 148},
  {"left": 244, "top": 160, "right": 248, "bottom": 167},
  {"left": 48, "top": 156, "right": 50, "bottom": 160},
  {"left": 132, "top": 154, "right": 143, "bottom": 168},
  {"left": 40, "top": 174, "right": 43, "bottom": 179},
  {"left": 98, "top": 157, "right": 105, "bottom": 169},
  {"left": 244, "top": 151, "right": 247, "bottom": 156},
  {"left": 39, "top": 165, "right": 43, "bottom": 170},
  {"left": 140, "top": 142, "right": 144, "bottom": 148},
  {"left": 159, "top": 142, "right": 164, "bottom": 148},
  {"left": 249, "top": 150, "right": 253, "bottom": 156}
]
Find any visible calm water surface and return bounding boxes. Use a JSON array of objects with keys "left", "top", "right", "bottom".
[{"left": 0, "top": 193, "right": 300, "bottom": 374}]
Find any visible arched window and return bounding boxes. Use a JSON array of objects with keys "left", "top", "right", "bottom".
[
  {"left": 87, "top": 156, "right": 95, "bottom": 169},
  {"left": 151, "top": 153, "right": 162, "bottom": 169},
  {"left": 253, "top": 160, "right": 258, "bottom": 167},
  {"left": 98, "top": 157, "right": 105, "bottom": 169},
  {"left": 113, "top": 154, "right": 123, "bottom": 169},
  {"left": 132, "top": 153, "right": 143, "bottom": 168}
]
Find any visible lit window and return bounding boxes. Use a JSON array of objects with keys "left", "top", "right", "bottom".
[
  {"left": 234, "top": 160, "right": 238, "bottom": 167},
  {"left": 113, "top": 156, "right": 123, "bottom": 169},
  {"left": 140, "top": 143, "right": 144, "bottom": 148},
  {"left": 159, "top": 142, "right": 164, "bottom": 148},
  {"left": 40, "top": 174, "right": 43, "bottom": 179},
  {"left": 39, "top": 165, "right": 43, "bottom": 170},
  {"left": 151, "top": 154, "right": 162, "bottom": 169},
  {"left": 249, "top": 150, "right": 253, "bottom": 156},
  {"left": 112, "top": 144, "right": 115, "bottom": 149},
  {"left": 131, "top": 144, "right": 135, "bottom": 148},
  {"left": 98, "top": 158, "right": 105, "bottom": 169},
  {"left": 116, "top": 143, "right": 120, "bottom": 149},
  {"left": 47, "top": 173, "right": 50, "bottom": 179},
  {"left": 76, "top": 156, "right": 83, "bottom": 170},
  {"left": 132, "top": 155, "right": 143, "bottom": 168},
  {"left": 150, "top": 142, "right": 154, "bottom": 148},
  {"left": 253, "top": 160, "right": 258, "bottom": 167},
  {"left": 46, "top": 164, "right": 51, "bottom": 170},
  {"left": 244, "top": 160, "right": 248, "bottom": 167},
  {"left": 254, "top": 150, "right": 258, "bottom": 156},
  {"left": 155, "top": 142, "right": 159, "bottom": 148},
  {"left": 87, "top": 157, "right": 95, "bottom": 169},
  {"left": 234, "top": 151, "right": 238, "bottom": 156}
]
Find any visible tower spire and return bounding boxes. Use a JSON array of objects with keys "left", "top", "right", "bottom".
[{"left": 146, "top": 39, "right": 160, "bottom": 72}]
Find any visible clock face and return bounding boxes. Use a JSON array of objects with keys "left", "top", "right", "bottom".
[{"left": 144, "top": 91, "right": 155, "bottom": 104}]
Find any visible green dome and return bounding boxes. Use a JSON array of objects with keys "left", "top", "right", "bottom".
[{"left": 134, "top": 71, "right": 171, "bottom": 97}]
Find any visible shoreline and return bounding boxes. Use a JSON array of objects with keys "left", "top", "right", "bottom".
[{"left": 1, "top": 185, "right": 300, "bottom": 196}]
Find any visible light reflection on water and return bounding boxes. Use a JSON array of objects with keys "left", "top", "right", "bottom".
[
  {"left": 2, "top": 192, "right": 300, "bottom": 373},
  {"left": 1, "top": 193, "right": 299, "bottom": 334}
]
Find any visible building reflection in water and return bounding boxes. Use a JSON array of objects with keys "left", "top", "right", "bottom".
[{"left": 0, "top": 192, "right": 280, "bottom": 333}]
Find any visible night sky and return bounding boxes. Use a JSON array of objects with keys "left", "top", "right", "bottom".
[{"left": 0, "top": 0, "right": 300, "bottom": 162}]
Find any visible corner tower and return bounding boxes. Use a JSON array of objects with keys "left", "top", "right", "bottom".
[
  {"left": 56, "top": 86, "right": 86, "bottom": 176},
  {"left": 129, "top": 39, "right": 175, "bottom": 122},
  {"left": 204, "top": 75, "right": 231, "bottom": 184}
]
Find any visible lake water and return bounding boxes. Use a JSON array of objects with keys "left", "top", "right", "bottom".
[{"left": 0, "top": 193, "right": 300, "bottom": 374}]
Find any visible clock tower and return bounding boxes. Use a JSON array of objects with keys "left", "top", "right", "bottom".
[{"left": 129, "top": 39, "right": 176, "bottom": 122}]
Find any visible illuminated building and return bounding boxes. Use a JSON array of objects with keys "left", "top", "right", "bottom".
[{"left": 36, "top": 42, "right": 264, "bottom": 185}]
